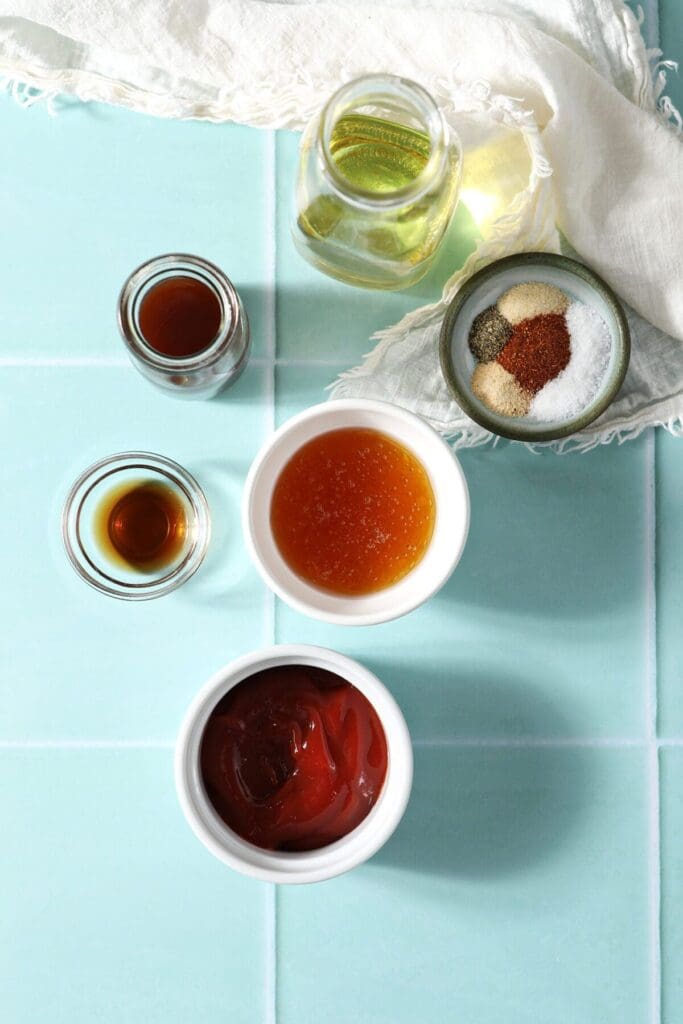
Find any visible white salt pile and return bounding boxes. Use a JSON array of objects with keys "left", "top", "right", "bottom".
[{"left": 529, "top": 302, "right": 612, "bottom": 422}]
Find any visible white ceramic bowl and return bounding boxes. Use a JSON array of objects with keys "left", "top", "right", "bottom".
[
  {"left": 175, "top": 645, "right": 413, "bottom": 884},
  {"left": 242, "top": 399, "right": 470, "bottom": 625}
]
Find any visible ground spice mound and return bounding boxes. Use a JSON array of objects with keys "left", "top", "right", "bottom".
[
  {"left": 471, "top": 362, "right": 532, "bottom": 417},
  {"left": 497, "top": 313, "right": 571, "bottom": 394},
  {"left": 468, "top": 305, "right": 512, "bottom": 362},
  {"left": 497, "top": 281, "right": 569, "bottom": 324}
]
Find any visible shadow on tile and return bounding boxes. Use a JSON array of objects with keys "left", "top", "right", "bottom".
[
  {"left": 177, "top": 457, "right": 256, "bottom": 606},
  {"left": 364, "top": 658, "right": 582, "bottom": 741},
  {"left": 437, "top": 440, "right": 642, "bottom": 616},
  {"left": 274, "top": 364, "right": 343, "bottom": 426},
  {"left": 242, "top": 202, "right": 476, "bottom": 367},
  {"left": 272, "top": 282, "right": 406, "bottom": 364},
  {"left": 372, "top": 664, "right": 590, "bottom": 878},
  {"left": 52, "top": 94, "right": 113, "bottom": 119},
  {"left": 268, "top": 204, "right": 478, "bottom": 364},
  {"left": 208, "top": 359, "right": 268, "bottom": 405},
  {"left": 403, "top": 201, "right": 480, "bottom": 302}
]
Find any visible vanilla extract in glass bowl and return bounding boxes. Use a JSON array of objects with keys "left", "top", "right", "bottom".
[
  {"left": 63, "top": 452, "right": 211, "bottom": 599},
  {"left": 93, "top": 478, "right": 188, "bottom": 573}
]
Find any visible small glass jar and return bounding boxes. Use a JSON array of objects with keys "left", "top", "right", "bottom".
[
  {"left": 292, "top": 74, "right": 462, "bottom": 290},
  {"left": 62, "top": 452, "right": 211, "bottom": 600},
  {"left": 118, "top": 254, "right": 250, "bottom": 399}
]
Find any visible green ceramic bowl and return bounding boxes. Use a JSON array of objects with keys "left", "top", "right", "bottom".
[{"left": 439, "top": 252, "right": 631, "bottom": 442}]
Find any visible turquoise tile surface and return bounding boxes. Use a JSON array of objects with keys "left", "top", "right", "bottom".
[
  {"left": 0, "top": 4, "right": 680, "bottom": 1022},
  {"left": 276, "top": 131, "right": 478, "bottom": 363},
  {"left": 276, "top": 364, "right": 650, "bottom": 740},
  {"left": 0, "top": 363, "right": 267, "bottom": 740},
  {"left": 0, "top": 99, "right": 270, "bottom": 358},
  {"left": 274, "top": 361, "right": 345, "bottom": 427},
  {"left": 659, "top": 4, "right": 683, "bottom": 115},
  {"left": 656, "top": 432, "right": 683, "bottom": 738},
  {"left": 661, "top": 748, "right": 683, "bottom": 1024},
  {"left": 279, "top": 747, "right": 650, "bottom": 1024},
  {"left": 0, "top": 748, "right": 266, "bottom": 1024}
]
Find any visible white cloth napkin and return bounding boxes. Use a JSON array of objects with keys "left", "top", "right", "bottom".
[{"left": 1, "top": 0, "right": 681, "bottom": 448}]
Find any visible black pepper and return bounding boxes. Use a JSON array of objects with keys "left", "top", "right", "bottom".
[{"left": 468, "top": 305, "right": 512, "bottom": 362}]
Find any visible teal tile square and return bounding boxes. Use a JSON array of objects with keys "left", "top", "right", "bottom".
[
  {"left": 275, "top": 361, "right": 344, "bottom": 427},
  {"left": 275, "top": 365, "right": 649, "bottom": 740},
  {"left": 275, "top": 130, "right": 478, "bottom": 363},
  {"left": 624, "top": 0, "right": 658, "bottom": 49},
  {"left": 278, "top": 746, "right": 650, "bottom": 1024},
  {"left": 656, "top": 432, "right": 683, "bottom": 738},
  {"left": 659, "top": 4, "right": 683, "bottom": 115},
  {"left": 0, "top": 748, "right": 266, "bottom": 1024},
  {"left": 661, "top": 747, "right": 683, "bottom": 1023},
  {"left": 0, "top": 98, "right": 271, "bottom": 358},
  {"left": 0, "top": 364, "right": 268, "bottom": 740}
]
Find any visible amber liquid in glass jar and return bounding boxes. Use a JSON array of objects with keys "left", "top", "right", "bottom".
[{"left": 138, "top": 276, "right": 222, "bottom": 358}]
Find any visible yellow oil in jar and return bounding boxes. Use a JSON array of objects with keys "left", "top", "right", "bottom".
[
  {"left": 327, "top": 113, "right": 431, "bottom": 194},
  {"left": 296, "top": 113, "right": 460, "bottom": 289}
]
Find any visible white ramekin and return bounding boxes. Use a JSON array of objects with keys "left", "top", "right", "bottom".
[
  {"left": 175, "top": 645, "right": 413, "bottom": 884},
  {"left": 242, "top": 399, "right": 470, "bottom": 626}
]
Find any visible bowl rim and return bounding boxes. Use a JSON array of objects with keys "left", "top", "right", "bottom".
[
  {"left": 241, "top": 398, "right": 470, "bottom": 626},
  {"left": 174, "top": 644, "right": 414, "bottom": 884},
  {"left": 439, "top": 251, "right": 631, "bottom": 442}
]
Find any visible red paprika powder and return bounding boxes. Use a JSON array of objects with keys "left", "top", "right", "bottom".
[{"left": 498, "top": 313, "right": 571, "bottom": 394}]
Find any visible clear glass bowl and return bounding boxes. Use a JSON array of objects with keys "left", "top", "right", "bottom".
[{"left": 62, "top": 452, "right": 211, "bottom": 600}]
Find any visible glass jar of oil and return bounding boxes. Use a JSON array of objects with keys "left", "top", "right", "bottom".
[{"left": 292, "top": 74, "right": 462, "bottom": 290}]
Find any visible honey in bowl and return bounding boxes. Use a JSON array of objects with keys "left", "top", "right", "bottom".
[
  {"left": 93, "top": 479, "right": 187, "bottom": 573},
  {"left": 270, "top": 427, "right": 435, "bottom": 595}
]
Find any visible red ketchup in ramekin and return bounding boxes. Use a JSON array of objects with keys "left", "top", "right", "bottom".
[{"left": 200, "top": 664, "right": 388, "bottom": 852}]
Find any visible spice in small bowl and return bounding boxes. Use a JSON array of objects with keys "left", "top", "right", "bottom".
[{"left": 439, "top": 253, "right": 630, "bottom": 442}]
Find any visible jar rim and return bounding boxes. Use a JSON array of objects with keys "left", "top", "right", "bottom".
[
  {"left": 117, "top": 254, "right": 241, "bottom": 372},
  {"left": 319, "top": 73, "right": 452, "bottom": 208}
]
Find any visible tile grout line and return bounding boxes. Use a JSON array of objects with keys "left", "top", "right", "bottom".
[
  {"left": 263, "top": 126, "right": 278, "bottom": 1024},
  {"left": 0, "top": 356, "right": 346, "bottom": 369},
  {"left": 0, "top": 356, "right": 130, "bottom": 367},
  {"left": 264, "top": 883, "right": 277, "bottom": 1024},
  {"left": 274, "top": 358, "right": 346, "bottom": 368},
  {"left": 3, "top": 737, "right": 683, "bottom": 750},
  {"left": 412, "top": 736, "right": 650, "bottom": 749},
  {"left": 0, "top": 740, "right": 176, "bottom": 749},
  {"left": 644, "top": 427, "right": 662, "bottom": 1024}
]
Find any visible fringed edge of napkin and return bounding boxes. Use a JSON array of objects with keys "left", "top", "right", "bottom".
[
  {"left": 0, "top": 23, "right": 680, "bottom": 131},
  {"left": 451, "top": 403, "right": 683, "bottom": 454},
  {"left": 329, "top": 62, "right": 683, "bottom": 453}
]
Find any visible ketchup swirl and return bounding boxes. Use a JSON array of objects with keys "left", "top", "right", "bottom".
[{"left": 200, "top": 665, "right": 388, "bottom": 852}]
